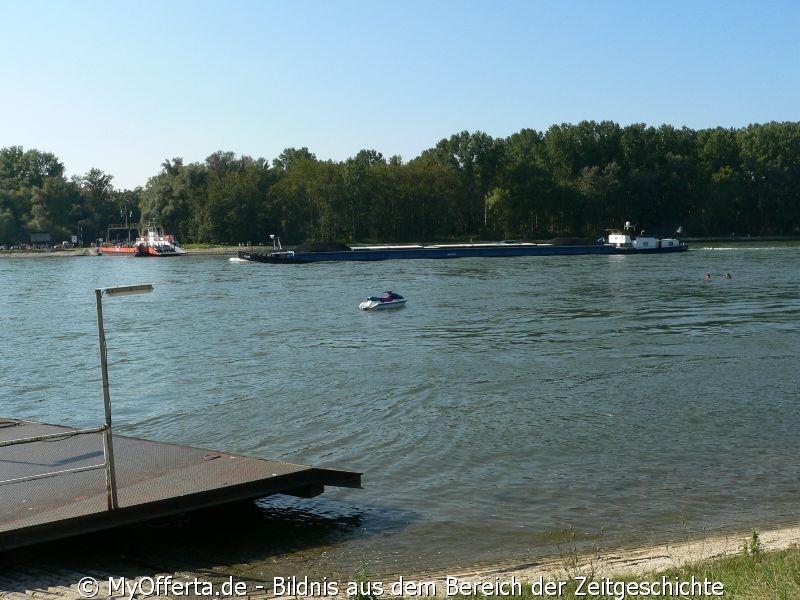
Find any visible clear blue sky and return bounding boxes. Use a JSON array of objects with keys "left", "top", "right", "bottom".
[{"left": 1, "top": 0, "right": 797, "bottom": 190}]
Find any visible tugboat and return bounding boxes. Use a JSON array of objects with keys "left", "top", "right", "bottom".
[{"left": 605, "top": 222, "right": 685, "bottom": 252}]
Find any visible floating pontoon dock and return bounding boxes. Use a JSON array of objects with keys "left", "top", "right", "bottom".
[{"left": 0, "top": 418, "right": 361, "bottom": 551}]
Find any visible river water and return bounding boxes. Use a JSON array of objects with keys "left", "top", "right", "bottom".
[{"left": 1, "top": 243, "right": 799, "bottom": 579}]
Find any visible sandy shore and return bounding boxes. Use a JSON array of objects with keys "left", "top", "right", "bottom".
[
  {"left": 448, "top": 523, "right": 800, "bottom": 582},
  {"left": 1, "top": 524, "right": 799, "bottom": 599}
]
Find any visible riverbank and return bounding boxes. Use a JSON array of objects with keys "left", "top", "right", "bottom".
[
  {"left": 0, "top": 246, "right": 242, "bottom": 258},
  {"left": 2, "top": 235, "right": 798, "bottom": 259},
  {"left": 1, "top": 525, "right": 798, "bottom": 598},
  {"left": 444, "top": 523, "right": 800, "bottom": 584}
]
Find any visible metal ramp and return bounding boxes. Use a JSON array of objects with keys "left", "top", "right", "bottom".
[{"left": 0, "top": 418, "right": 361, "bottom": 551}]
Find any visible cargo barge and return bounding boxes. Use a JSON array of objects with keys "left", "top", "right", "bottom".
[{"left": 236, "top": 225, "right": 687, "bottom": 264}]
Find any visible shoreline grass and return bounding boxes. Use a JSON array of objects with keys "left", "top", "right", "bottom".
[
  {"left": 435, "top": 530, "right": 800, "bottom": 600},
  {"left": 523, "top": 546, "right": 800, "bottom": 599},
  {"left": 348, "top": 530, "right": 800, "bottom": 600}
]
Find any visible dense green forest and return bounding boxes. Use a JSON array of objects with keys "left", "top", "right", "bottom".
[{"left": 2, "top": 120, "right": 799, "bottom": 247}]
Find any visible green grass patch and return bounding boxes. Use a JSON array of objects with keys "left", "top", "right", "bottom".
[{"left": 445, "top": 532, "right": 800, "bottom": 599}]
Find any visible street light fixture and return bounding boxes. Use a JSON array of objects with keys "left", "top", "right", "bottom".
[
  {"left": 103, "top": 284, "right": 154, "bottom": 297},
  {"left": 95, "top": 283, "right": 154, "bottom": 509}
]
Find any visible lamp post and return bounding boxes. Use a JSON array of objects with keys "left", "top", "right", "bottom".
[{"left": 95, "top": 283, "right": 154, "bottom": 509}]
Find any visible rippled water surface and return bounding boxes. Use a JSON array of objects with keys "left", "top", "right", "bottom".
[{"left": 2, "top": 243, "right": 799, "bottom": 576}]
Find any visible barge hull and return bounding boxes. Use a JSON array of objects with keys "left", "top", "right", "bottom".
[{"left": 237, "top": 243, "right": 688, "bottom": 264}]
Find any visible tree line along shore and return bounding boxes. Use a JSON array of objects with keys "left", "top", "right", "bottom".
[{"left": 2, "top": 120, "right": 799, "bottom": 249}]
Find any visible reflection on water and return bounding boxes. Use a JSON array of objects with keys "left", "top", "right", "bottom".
[{"left": 2, "top": 243, "right": 800, "bottom": 577}]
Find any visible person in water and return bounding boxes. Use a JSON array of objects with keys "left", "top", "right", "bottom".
[
  {"left": 704, "top": 273, "right": 712, "bottom": 281},
  {"left": 725, "top": 273, "right": 733, "bottom": 279}
]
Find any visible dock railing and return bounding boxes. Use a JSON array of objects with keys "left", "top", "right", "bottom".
[
  {"left": 0, "top": 284, "right": 155, "bottom": 512},
  {"left": 0, "top": 424, "right": 117, "bottom": 508}
]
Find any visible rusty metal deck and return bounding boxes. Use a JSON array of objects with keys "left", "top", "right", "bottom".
[{"left": 0, "top": 418, "right": 361, "bottom": 551}]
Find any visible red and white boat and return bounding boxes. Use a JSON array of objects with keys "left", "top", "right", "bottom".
[{"left": 99, "top": 223, "right": 187, "bottom": 257}]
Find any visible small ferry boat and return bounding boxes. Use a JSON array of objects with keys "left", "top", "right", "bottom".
[
  {"left": 99, "top": 223, "right": 187, "bottom": 257},
  {"left": 359, "top": 291, "right": 407, "bottom": 311}
]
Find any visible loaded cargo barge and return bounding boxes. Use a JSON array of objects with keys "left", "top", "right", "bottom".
[{"left": 236, "top": 225, "right": 687, "bottom": 264}]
